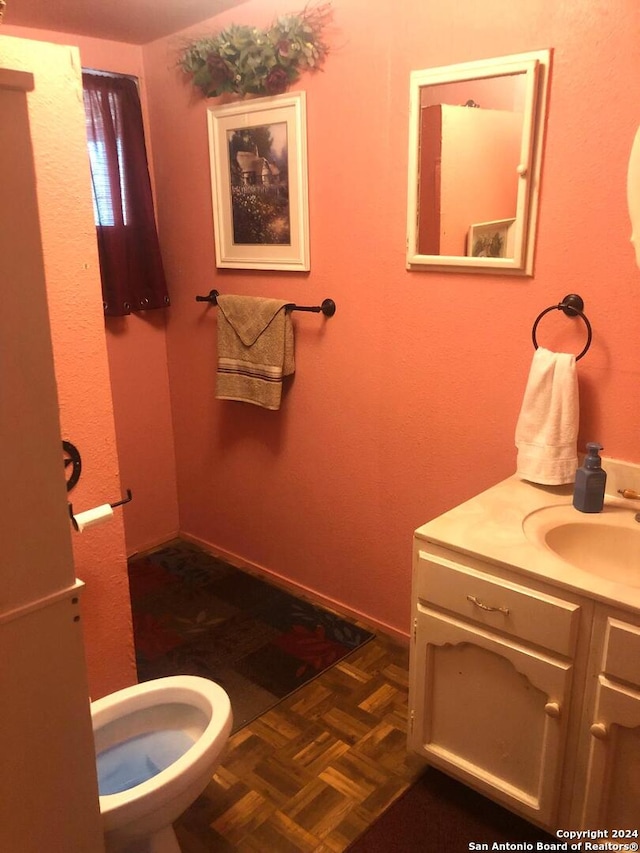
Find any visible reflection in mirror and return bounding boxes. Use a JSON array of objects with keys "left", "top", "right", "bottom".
[
  {"left": 627, "top": 125, "right": 640, "bottom": 269},
  {"left": 406, "top": 50, "right": 550, "bottom": 275}
]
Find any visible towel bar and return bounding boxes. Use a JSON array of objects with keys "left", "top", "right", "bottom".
[
  {"left": 531, "top": 293, "right": 592, "bottom": 361},
  {"left": 195, "top": 289, "right": 336, "bottom": 318}
]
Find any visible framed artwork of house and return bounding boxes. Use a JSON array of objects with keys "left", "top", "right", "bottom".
[{"left": 207, "top": 91, "right": 310, "bottom": 271}]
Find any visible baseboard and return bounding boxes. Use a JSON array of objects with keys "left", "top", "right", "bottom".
[{"left": 179, "top": 531, "right": 410, "bottom": 646}]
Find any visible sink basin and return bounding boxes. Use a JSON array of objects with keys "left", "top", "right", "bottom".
[{"left": 522, "top": 503, "right": 640, "bottom": 587}]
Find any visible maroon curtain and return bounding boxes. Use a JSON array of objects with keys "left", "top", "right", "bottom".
[{"left": 82, "top": 72, "right": 170, "bottom": 316}]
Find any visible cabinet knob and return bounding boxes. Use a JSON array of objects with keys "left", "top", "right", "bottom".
[
  {"left": 544, "top": 702, "right": 561, "bottom": 718},
  {"left": 590, "top": 722, "right": 608, "bottom": 740}
]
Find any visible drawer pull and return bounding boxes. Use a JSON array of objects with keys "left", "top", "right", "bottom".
[
  {"left": 590, "top": 722, "right": 608, "bottom": 740},
  {"left": 466, "top": 594, "right": 510, "bottom": 616},
  {"left": 544, "top": 702, "right": 561, "bottom": 718}
]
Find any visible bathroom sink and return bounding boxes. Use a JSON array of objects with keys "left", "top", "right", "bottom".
[{"left": 522, "top": 503, "right": 640, "bottom": 587}]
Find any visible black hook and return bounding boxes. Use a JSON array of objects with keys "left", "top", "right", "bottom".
[
  {"left": 110, "top": 489, "right": 133, "bottom": 509},
  {"left": 531, "top": 293, "right": 592, "bottom": 361},
  {"left": 63, "top": 441, "right": 82, "bottom": 492}
]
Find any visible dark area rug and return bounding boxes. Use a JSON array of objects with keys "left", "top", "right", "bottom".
[
  {"left": 127, "top": 540, "right": 374, "bottom": 732},
  {"left": 347, "top": 768, "right": 556, "bottom": 852}
]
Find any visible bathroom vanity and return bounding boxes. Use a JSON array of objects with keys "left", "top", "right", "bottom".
[{"left": 408, "top": 467, "right": 640, "bottom": 833}]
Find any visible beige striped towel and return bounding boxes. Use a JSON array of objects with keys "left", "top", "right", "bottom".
[{"left": 215, "top": 295, "right": 294, "bottom": 410}]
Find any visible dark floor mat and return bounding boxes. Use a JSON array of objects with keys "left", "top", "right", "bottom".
[{"left": 128, "top": 540, "right": 374, "bottom": 731}]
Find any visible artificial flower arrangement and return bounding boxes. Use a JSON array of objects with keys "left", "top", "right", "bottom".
[{"left": 179, "top": 3, "right": 332, "bottom": 98}]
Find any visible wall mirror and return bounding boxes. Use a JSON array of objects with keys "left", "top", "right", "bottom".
[{"left": 406, "top": 50, "right": 551, "bottom": 275}]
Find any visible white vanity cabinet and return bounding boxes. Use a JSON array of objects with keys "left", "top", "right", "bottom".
[
  {"left": 408, "top": 544, "right": 589, "bottom": 830},
  {"left": 571, "top": 610, "right": 640, "bottom": 828},
  {"left": 409, "top": 537, "right": 640, "bottom": 832}
]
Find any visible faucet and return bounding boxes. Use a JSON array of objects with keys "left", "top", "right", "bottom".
[
  {"left": 616, "top": 490, "right": 640, "bottom": 522},
  {"left": 618, "top": 488, "right": 640, "bottom": 500}
]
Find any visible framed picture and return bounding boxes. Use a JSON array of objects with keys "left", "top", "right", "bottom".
[
  {"left": 467, "top": 218, "right": 516, "bottom": 259},
  {"left": 207, "top": 91, "right": 310, "bottom": 271}
]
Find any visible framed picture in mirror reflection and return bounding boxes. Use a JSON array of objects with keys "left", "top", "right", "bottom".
[{"left": 467, "top": 218, "right": 516, "bottom": 259}]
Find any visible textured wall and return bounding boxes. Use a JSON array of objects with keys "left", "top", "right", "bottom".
[
  {"left": 2, "top": 24, "right": 180, "bottom": 560},
  {"left": 0, "top": 67, "right": 75, "bottom": 610},
  {"left": 0, "top": 34, "right": 137, "bottom": 698},
  {"left": 142, "top": 0, "right": 640, "bottom": 638},
  {"left": 5, "top": 0, "right": 640, "bottom": 648}
]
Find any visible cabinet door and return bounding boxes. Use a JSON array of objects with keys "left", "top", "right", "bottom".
[
  {"left": 571, "top": 612, "right": 640, "bottom": 828},
  {"left": 575, "top": 675, "right": 640, "bottom": 828},
  {"left": 409, "top": 606, "right": 573, "bottom": 828}
]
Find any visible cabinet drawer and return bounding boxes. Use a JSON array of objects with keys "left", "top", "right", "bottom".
[
  {"left": 602, "top": 618, "right": 640, "bottom": 686},
  {"left": 415, "top": 550, "right": 581, "bottom": 656}
]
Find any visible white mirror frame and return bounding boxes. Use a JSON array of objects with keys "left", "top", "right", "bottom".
[{"left": 406, "top": 50, "right": 551, "bottom": 275}]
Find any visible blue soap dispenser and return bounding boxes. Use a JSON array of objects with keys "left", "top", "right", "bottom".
[{"left": 573, "top": 443, "right": 607, "bottom": 513}]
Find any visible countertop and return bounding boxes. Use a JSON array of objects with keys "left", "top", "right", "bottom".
[{"left": 415, "top": 474, "right": 640, "bottom": 615}]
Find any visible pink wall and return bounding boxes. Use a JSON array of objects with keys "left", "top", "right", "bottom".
[
  {"left": 3, "top": 25, "right": 180, "bottom": 561},
  {"left": 1, "top": 26, "right": 177, "bottom": 698},
  {"left": 140, "top": 0, "right": 640, "bottom": 639},
  {"left": 435, "top": 105, "right": 521, "bottom": 255},
  {"left": 6, "top": 0, "right": 640, "bottom": 662},
  {"left": 424, "top": 74, "right": 527, "bottom": 113},
  {"left": 75, "top": 39, "right": 181, "bottom": 559},
  {"left": 418, "top": 105, "right": 443, "bottom": 253},
  {"left": 0, "top": 32, "right": 138, "bottom": 698},
  {"left": 77, "top": 36, "right": 181, "bottom": 558}
]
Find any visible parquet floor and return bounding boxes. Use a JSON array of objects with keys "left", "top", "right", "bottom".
[{"left": 174, "top": 630, "right": 428, "bottom": 852}]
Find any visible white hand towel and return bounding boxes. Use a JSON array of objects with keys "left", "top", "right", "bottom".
[{"left": 515, "top": 347, "right": 579, "bottom": 485}]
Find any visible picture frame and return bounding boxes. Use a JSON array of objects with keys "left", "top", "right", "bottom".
[
  {"left": 207, "top": 91, "right": 310, "bottom": 271},
  {"left": 467, "top": 218, "right": 516, "bottom": 259}
]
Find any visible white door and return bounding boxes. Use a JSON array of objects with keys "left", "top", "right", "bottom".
[{"left": 0, "top": 66, "right": 104, "bottom": 853}]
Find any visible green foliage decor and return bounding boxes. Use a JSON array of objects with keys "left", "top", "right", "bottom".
[{"left": 180, "top": 3, "right": 332, "bottom": 98}]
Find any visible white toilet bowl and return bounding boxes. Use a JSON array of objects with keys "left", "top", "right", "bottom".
[{"left": 91, "top": 675, "right": 232, "bottom": 853}]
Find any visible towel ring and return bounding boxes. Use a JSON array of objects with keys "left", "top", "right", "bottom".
[{"left": 531, "top": 293, "right": 592, "bottom": 361}]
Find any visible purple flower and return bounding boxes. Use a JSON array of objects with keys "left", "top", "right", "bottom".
[
  {"left": 265, "top": 66, "right": 289, "bottom": 95},
  {"left": 206, "top": 54, "right": 232, "bottom": 88},
  {"left": 276, "top": 39, "right": 292, "bottom": 59}
]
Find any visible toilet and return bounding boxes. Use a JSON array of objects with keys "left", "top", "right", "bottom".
[{"left": 91, "top": 676, "right": 232, "bottom": 853}]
